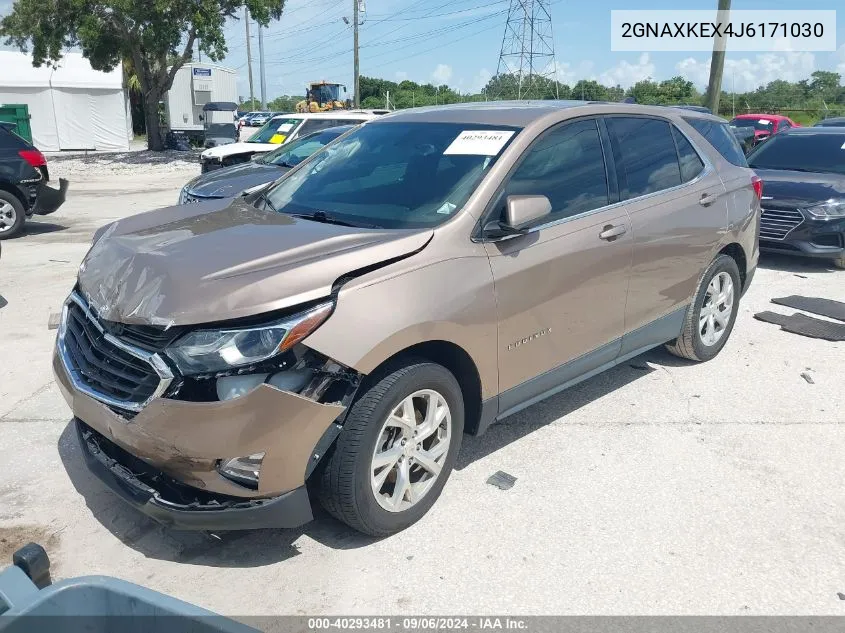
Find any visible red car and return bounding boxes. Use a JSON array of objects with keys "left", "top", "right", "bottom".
[{"left": 729, "top": 114, "right": 800, "bottom": 142}]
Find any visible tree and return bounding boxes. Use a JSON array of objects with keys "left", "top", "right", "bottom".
[{"left": 1, "top": 0, "right": 285, "bottom": 151}]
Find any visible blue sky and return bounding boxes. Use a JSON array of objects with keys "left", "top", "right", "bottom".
[
  {"left": 2, "top": 0, "right": 843, "bottom": 101},
  {"left": 217, "top": 0, "right": 844, "bottom": 101}
]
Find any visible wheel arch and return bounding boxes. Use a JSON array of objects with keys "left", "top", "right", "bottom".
[
  {"left": 717, "top": 242, "right": 748, "bottom": 291},
  {"left": 0, "top": 182, "right": 27, "bottom": 209}
]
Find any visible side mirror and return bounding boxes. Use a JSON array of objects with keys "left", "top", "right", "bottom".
[{"left": 483, "top": 195, "right": 552, "bottom": 239}]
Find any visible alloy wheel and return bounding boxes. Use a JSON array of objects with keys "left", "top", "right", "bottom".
[
  {"left": 0, "top": 201, "right": 16, "bottom": 233},
  {"left": 370, "top": 389, "right": 452, "bottom": 513},
  {"left": 699, "top": 271, "right": 734, "bottom": 346}
]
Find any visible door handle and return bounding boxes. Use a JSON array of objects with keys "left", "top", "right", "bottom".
[
  {"left": 599, "top": 224, "right": 627, "bottom": 241},
  {"left": 699, "top": 192, "right": 719, "bottom": 206}
]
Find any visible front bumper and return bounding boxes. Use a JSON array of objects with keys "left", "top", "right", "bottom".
[
  {"left": 32, "top": 178, "right": 69, "bottom": 216},
  {"left": 76, "top": 420, "right": 313, "bottom": 530},
  {"left": 760, "top": 215, "right": 845, "bottom": 261},
  {"left": 54, "top": 344, "right": 345, "bottom": 526}
]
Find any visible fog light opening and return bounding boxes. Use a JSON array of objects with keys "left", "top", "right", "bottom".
[{"left": 217, "top": 452, "right": 265, "bottom": 489}]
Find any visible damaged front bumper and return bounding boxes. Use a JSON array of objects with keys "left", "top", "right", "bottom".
[{"left": 54, "top": 345, "right": 348, "bottom": 530}]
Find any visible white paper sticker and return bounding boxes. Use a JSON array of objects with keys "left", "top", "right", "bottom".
[
  {"left": 277, "top": 123, "right": 294, "bottom": 132},
  {"left": 758, "top": 119, "right": 771, "bottom": 125},
  {"left": 444, "top": 130, "right": 515, "bottom": 156}
]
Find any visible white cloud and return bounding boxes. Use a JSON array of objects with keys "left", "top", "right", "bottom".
[
  {"left": 835, "top": 44, "right": 845, "bottom": 75},
  {"left": 598, "top": 53, "right": 655, "bottom": 88},
  {"left": 554, "top": 60, "right": 594, "bottom": 86},
  {"left": 395, "top": 71, "right": 408, "bottom": 82},
  {"left": 468, "top": 68, "right": 492, "bottom": 93},
  {"left": 676, "top": 52, "right": 817, "bottom": 92},
  {"left": 432, "top": 63, "right": 453, "bottom": 85}
]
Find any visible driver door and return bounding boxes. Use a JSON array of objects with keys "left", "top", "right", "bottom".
[{"left": 484, "top": 118, "right": 633, "bottom": 415}]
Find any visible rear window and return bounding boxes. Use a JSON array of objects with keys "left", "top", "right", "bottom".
[
  {"left": 0, "top": 126, "right": 30, "bottom": 150},
  {"left": 607, "top": 117, "right": 681, "bottom": 199},
  {"left": 730, "top": 117, "right": 775, "bottom": 132},
  {"left": 684, "top": 117, "right": 748, "bottom": 167},
  {"left": 747, "top": 133, "right": 845, "bottom": 175}
]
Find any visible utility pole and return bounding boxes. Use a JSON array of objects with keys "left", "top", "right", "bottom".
[
  {"left": 353, "top": 0, "right": 360, "bottom": 107},
  {"left": 258, "top": 24, "right": 267, "bottom": 109},
  {"left": 704, "top": 0, "right": 731, "bottom": 115},
  {"left": 245, "top": 8, "right": 255, "bottom": 109}
]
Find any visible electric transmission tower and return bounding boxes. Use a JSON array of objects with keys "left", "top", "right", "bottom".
[{"left": 494, "top": 0, "right": 559, "bottom": 100}]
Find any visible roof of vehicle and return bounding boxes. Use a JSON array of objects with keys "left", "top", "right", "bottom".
[
  {"left": 815, "top": 117, "right": 845, "bottom": 126},
  {"left": 370, "top": 100, "right": 723, "bottom": 127},
  {"left": 731, "top": 113, "right": 791, "bottom": 121},
  {"left": 778, "top": 126, "right": 845, "bottom": 135},
  {"left": 269, "top": 111, "right": 376, "bottom": 121}
]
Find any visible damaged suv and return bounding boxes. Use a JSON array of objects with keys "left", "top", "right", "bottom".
[{"left": 54, "top": 102, "right": 760, "bottom": 536}]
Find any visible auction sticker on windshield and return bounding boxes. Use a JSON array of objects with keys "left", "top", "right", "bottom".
[{"left": 444, "top": 130, "right": 515, "bottom": 156}]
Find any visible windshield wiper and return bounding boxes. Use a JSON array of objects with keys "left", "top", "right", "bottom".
[
  {"left": 291, "top": 211, "right": 382, "bottom": 229},
  {"left": 260, "top": 191, "right": 278, "bottom": 212}
]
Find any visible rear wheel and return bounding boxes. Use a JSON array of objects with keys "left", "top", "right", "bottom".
[
  {"left": 0, "top": 191, "right": 25, "bottom": 240},
  {"left": 666, "top": 254, "right": 741, "bottom": 362},
  {"left": 833, "top": 257, "right": 845, "bottom": 270},
  {"left": 318, "top": 360, "right": 464, "bottom": 536}
]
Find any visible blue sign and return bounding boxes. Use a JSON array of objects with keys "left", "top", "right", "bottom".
[{"left": 193, "top": 68, "right": 212, "bottom": 77}]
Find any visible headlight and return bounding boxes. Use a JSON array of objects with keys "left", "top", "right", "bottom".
[
  {"left": 218, "top": 453, "right": 265, "bottom": 488},
  {"left": 805, "top": 200, "right": 845, "bottom": 219},
  {"left": 178, "top": 186, "right": 188, "bottom": 205},
  {"left": 165, "top": 301, "right": 333, "bottom": 375}
]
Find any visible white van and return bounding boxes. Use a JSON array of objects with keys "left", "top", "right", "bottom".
[{"left": 200, "top": 111, "right": 377, "bottom": 172}]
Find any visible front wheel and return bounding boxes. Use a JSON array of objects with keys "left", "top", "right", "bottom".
[
  {"left": 318, "top": 360, "right": 464, "bottom": 536},
  {"left": 0, "top": 191, "right": 25, "bottom": 240},
  {"left": 666, "top": 254, "right": 741, "bottom": 362}
]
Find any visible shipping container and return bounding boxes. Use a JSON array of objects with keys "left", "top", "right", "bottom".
[{"left": 164, "top": 63, "right": 238, "bottom": 141}]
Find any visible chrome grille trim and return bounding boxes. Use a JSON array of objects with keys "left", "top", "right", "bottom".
[
  {"left": 57, "top": 291, "right": 174, "bottom": 413},
  {"left": 760, "top": 207, "right": 804, "bottom": 241}
]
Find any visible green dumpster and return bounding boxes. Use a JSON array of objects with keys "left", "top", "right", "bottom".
[{"left": 0, "top": 104, "right": 32, "bottom": 144}]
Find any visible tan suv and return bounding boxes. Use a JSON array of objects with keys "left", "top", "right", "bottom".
[{"left": 54, "top": 102, "right": 761, "bottom": 536}]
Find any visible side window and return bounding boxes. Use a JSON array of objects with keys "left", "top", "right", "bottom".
[
  {"left": 778, "top": 121, "right": 791, "bottom": 132},
  {"left": 607, "top": 117, "right": 681, "bottom": 200},
  {"left": 683, "top": 117, "right": 748, "bottom": 167},
  {"left": 503, "top": 119, "right": 609, "bottom": 222},
  {"left": 671, "top": 126, "right": 705, "bottom": 183}
]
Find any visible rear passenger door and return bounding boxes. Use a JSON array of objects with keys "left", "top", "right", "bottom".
[
  {"left": 604, "top": 116, "right": 727, "bottom": 354},
  {"left": 485, "top": 118, "right": 633, "bottom": 413}
]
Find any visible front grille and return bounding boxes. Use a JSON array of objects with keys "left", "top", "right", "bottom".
[
  {"left": 99, "top": 320, "right": 183, "bottom": 352},
  {"left": 760, "top": 207, "right": 804, "bottom": 241},
  {"left": 60, "top": 295, "right": 170, "bottom": 409}
]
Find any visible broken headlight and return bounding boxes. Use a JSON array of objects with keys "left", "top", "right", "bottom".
[
  {"left": 805, "top": 200, "right": 845, "bottom": 219},
  {"left": 218, "top": 452, "right": 265, "bottom": 488},
  {"left": 165, "top": 302, "right": 333, "bottom": 375}
]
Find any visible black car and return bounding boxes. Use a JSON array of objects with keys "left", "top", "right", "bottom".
[
  {"left": 747, "top": 127, "right": 845, "bottom": 268},
  {"left": 0, "top": 124, "right": 68, "bottom": 239},
  {"left": 179, "top": 125, "right": 352, "bottom": 204},
  {"left": 814, "top": 116, "right": 845, "bottom": 127}
]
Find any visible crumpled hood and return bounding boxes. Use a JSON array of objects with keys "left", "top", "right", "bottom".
[
  {"left": 202, "top": 142, "right": 278, "bottom": 159},
  {"left": 186, "top": 161, "right": 287, "bottom": 198},
  {"left": 79, "top": 198, "right": 433, "bottom": 328}
]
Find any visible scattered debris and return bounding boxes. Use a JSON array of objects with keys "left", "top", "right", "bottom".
[
  {"left": 48, "top": 259, "right": 70, "bottom": 263},
  {"left": 47, "top": 312, "right": 62, "bottom": 330},
  {"left": 772, "top": 296, "right": 845, "bottom": 322},
  {"left": 629, "top": 362, "right": 650, "bottom": 371},
  {"left": 754, "top": 311, "right": 845, "bottom": 342},
  {"left": 794, "top": 274, "right": 808, "bottom": 279},
  {"left": 838, "top": 592, "right": 845, "bottom": 601},
  {"left": 487, "top": 471, "right": 517, "bottom": 491},
  {"left": 406, "top": 555, "right": 414, "bottom": 561},
  {"left": 801, "top": 372, "right": 815, "bottom": 384}
]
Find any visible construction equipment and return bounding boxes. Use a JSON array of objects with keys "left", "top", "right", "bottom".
[{"left": 295, "top": 81, "right": 349, "bottom": 113}]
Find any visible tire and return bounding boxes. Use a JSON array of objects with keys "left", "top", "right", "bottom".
[
  {"left": 833, "top": 257, "right": 845, "bottom": 270},
  {"left": 318, "top": 360, "right": 464, "bottom": 536},
  {"left": 666, "top": 254, "right": 741, "bottom": 362},
  {"left": 0, "top": 190, "right": 25, "bottom": 240}
]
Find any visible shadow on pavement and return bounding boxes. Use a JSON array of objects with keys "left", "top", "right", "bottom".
[
  {"left": 58, "top": 422, "right": 378, "bottom": 568},
  {"left": 23, "top": 222, "right": 69, "bottom": 237},
  {"left": 759, "top": 252, "right": 840, "bottom": 274}
]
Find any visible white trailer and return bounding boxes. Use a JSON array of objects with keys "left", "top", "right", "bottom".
[{"left": 165, "top": 63, "right": 238, "bottom": 142}]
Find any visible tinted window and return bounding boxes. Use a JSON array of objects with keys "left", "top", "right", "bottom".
[
  {"left": 502, "top": 119, "right": 608, "bottom": 221},
  {"left": 747, "top": 132, "right": 845, "bottom": 175},
  {"left": 248, "top": 118, "right": 302, "bottom": 143},
  {"left": 685, "top": 118, "right": 748, "bottom": 167},
  {"left": 265, "top": 122, "right": 520, "bottom": 229},
  {"left": 730, "top": 117, "right": 775, "bottom": 132},
  {"left": 608, "top": 117, "right": 681, "bottom": 199},
  {"left": 671, "top": 126, "right": 705, "bottom": 182},
  {"left": 0, "top": 126, "right": 29, "bottom": 149}
]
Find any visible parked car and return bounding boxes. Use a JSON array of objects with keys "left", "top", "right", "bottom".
[
  {"left": 813, "top": 116, "right": 845, "bottom": 127},
  {"left": 671, "top": 105, "right": 712, "bottom": 114},
  {"left": 54, "top": 102, "right": 759, "bottom": 536},
  {"left": 747, "top": 127, "right": 845, "bottom": 268},
  {"left": 0, "top": 123, "right": 68, "bottom": 239},
  {"left": 180, "top": 126, "right": 352, "bottom": 204},
  {"left": 199, "top": 111, "right": 376, "bottom": 172},
  {"left": 248, "top": 112, "right": 272, "bottom": 127},
  {"left": 729, "top": 114, "right": 799, "bottom": 143},
  {"left": 730, "top": 125, "right": 760, "bottom": 154}
]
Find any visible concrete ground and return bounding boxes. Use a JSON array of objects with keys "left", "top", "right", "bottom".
[{"left": 0, "top": 159, "right": 844, "bottom": 617}]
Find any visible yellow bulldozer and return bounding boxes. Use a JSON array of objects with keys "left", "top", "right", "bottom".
[{"left": 295, "top": 81, "right": 350, "bottom": 113}]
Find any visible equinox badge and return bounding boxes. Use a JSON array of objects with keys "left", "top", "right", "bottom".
[{"left": 507, "top": 328, "right": 551, "bottom": 351}]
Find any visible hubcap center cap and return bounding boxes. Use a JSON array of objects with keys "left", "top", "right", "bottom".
[{"left": 403, "top": 442, "right": 416, "bottom": 457}]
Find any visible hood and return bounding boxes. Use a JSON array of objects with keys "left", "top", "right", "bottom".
[
  {"left": 202, "top": 142, "right": 279, "bottom": 159},
  {"left": 203, "top": 136, "right": 237, "bottom": 148},
  {"left": 186, "top": 161, "right": 288, "bottom": 198},
  {"left": 754, "top": 168, "right": 845, "bottom": 208},
  {"left": 78, "top": 198, "right": 433, "bottom": 328}
]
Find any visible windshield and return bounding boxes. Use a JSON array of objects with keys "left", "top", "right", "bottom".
[
  {"left": 730, "top": 118, "right": 775, "bottom": 132},
  {"left": 248, "top": 118, "right": 302, "bottom": 144},
  {"left": 264, "top": 122, "right": 521, "bottom": 229},
  {"left": 747, "top": 133, "right": 845, "bottom": 175},
  {"left": 207, "top": 123, "right": 235, "bottom": 136},
  {"left": 259, "top": 128, "right": 346, "bottom": 166}
]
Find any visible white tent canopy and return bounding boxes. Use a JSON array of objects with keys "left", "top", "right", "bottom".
[{"left": 0, "top": 51, "right": 131, "bottom": 151}]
